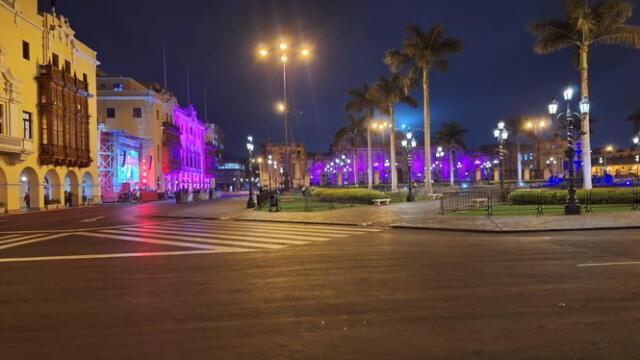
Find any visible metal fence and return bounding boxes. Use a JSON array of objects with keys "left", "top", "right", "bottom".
[{"left": 440, "top": 186, "right": 640, "bottom": 215}]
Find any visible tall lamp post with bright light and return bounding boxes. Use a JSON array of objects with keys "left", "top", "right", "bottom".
[
  {"left": 258, "top": 41, "right": 311, "bottom": 191},
  {"left": 435, "top": 146, "right": 445, "bottom": 183},
  {"left": 246, "top": 136, "right": 256, "bottom": 208},
  {"left": 401, "top": 129, "right": 417, "bottom": 202},
  {"left": 633, "top": 136, "right": 640, "bottom": 178},
  {"left": 548, "top": 86, "right": 588, "bottom": 215},
  {"left": 493, "top": 121, "right": 508, "bottom": 191}
]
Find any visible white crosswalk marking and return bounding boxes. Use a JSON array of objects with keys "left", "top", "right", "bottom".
[{"left": 84, "top": 220, "right": 380, "bottom": 254}]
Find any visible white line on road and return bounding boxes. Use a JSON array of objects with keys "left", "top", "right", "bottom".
[
  {"left": 131, "top": 225, "right": 312, "bottom": 244},
  {"left": 577, "top": 261, "right": 640, "bottom": 267},
  {"left": 0, "top": 249, "right": 240, "bottom": 263},
  {"left": 0, "top": 233, "right": 70, "bottom": 250},
  {"left": 178, "top": 221, "right": 367, "bottom": 237},
  {"left": 102, "top": 229, "right": 286, "bottom": 249},
  {"left": 81, "top": 216, "right": 105, "bottom": 223},
  {"left": 0, "top": 233, "right": 42, "bottom": 244},
  {"left": 76, "top": 231, "right": 217, "bottom": 250},
  {"left": 140, "top": 223, "right": 331, "bottom": 241}
]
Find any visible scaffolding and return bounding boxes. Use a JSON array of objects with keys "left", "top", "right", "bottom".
[{"left": 98, "top": 130, "right": 117, "bottom": 202}]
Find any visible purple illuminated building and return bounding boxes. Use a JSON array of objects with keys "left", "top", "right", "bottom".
[{"left": 163, "top": 105, "right": 213, "bottom": 192}]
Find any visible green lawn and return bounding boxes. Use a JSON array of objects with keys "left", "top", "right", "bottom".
[{"left": 452, "top": 205, "right": 637, "bottom": 216}]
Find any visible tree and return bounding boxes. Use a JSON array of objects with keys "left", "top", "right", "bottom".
[
  {"left": 530, "top": 0, "right": 640, "bottom": 189},
  {"left": 369, "top": 73, "right": 418, "bottom": 192},
  {"left": 332, "top": 114, "right": 367, "bottom": 186},
  {"left": 384, "top": 24, "right": 463, "bottom": 194},
  {"left": 627, "top": 109, "right": 640, "bottom": 134},
  {"left": 435, "top": 122, "right": 468, "bottom": 186},
  {"left": 345, "top": 83, "right": 378, "bottom": 189},
  {"left": 505, "top": 116, "right": 527, "bottom": 183}
]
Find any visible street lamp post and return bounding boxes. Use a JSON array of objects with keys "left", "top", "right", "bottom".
[
  {"left": 259, "top": 42, "right": 311, "bottom": 191},
  {"left": 548, "top": 86, "right": 588, "bottom": 215},
  {"left": 246, "top": 136, "right": 256, "bottom": 208},
  {"left": 634, "top": 136, "right": 640, "bottom": 178},
  {"left": 401, "top": 129, "right": 417, "bottom": 202},
  {"left": 435, "top": 147, "right": 444, "bottom": 183},
  {"left": 267, "top": 155, "right": 273, "bottom": 190},
  {"left": 493, "top": 121, "right": 508, "bottom": 192}
]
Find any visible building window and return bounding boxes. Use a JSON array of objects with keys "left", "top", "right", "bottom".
[
  {"left": 52, "top": 53, "right": 59, "bottom": 68},
  {"left": 113, "top": 83, "right": 123, "bottom": 91},
  {"left": 22, "top": 40, "right": 30, "bottom": 60},
  {"left": 23, "top": 111, "right": 32, "bottom": 139},
  {"left": 64, "top": 60, "right": 71, "bottom": 73},
  {"left": 133, "top": 107, "right": 142, "bottom": 118},
  {"left": 106, "top": 108, "right": 116, "bottom": 118},
  {"left": 156, "top": 110, "right": 159, "bottom": 120},
  {"left": 0, "top": 103, "right": 4, "bottom": 134},
  {"left": 82, "top": 73, "right": 88, "bottom": 85}
]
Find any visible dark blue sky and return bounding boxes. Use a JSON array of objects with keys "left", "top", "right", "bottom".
[{"left": 44, "top": 0, "right": 640, "bottom": 156}]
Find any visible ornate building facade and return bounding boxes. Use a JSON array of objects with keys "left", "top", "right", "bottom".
[{"left": 0, "top": 0, "right": 100, "bottom": 212}]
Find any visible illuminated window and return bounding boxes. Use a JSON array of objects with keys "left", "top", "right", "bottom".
[
  {"left": 106, "top": 108, "right": 116, "bottom": 118},
  {"left": 22, "top": 111, "right": 32, "bottom": 139},
  {"left": 113, "top": 84, "right": 123, "bottom": 91},
  {"left": 52, "top": 53, "right": 59, "bottom": 68},
  {"left": 22, "top": 40, "right": 30, "bottom": 60},
  {"left": 133, "top": 108, "right": 142, "bottom": 118}
]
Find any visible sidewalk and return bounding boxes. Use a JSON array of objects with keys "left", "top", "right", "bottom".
[{"left": 229, "top": 201, "right": 640, "bottom": 233}]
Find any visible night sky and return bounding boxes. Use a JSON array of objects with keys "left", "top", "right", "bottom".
[{"left": 41, "top": 0, "right": 640, "bottom": 157}]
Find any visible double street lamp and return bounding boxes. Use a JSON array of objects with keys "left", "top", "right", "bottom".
[
  {"left": 548, "top": 86, "right": 589, "bottom": 215},
  {"left": 258, "top": 41, "right": 311, "bottom": 191},
  {"left": 401, "top": 129, "right": 417, "bottom": 202},
  {"left": 493, "top": 121, "right": 508, "bottom": 191},
  {"left": 246, "top": 136, "right": 256, "bottom": 208}
]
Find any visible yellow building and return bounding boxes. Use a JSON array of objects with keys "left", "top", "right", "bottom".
[
  {"left": 0, "top": 0, "right": 100, "bottom": 212},
  {"left": 97, "top": 75, "right": 177, "bottom": 192}
]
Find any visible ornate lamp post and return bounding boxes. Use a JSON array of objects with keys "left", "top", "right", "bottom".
[
  {"left": 435, "top": 146, "right": 444, "bottom": 182},
  {"left": 401, "top": 129, "right": 417, "bottom": 202},
  {"left": 548, "top": 86, "right": 588, "bottom": 215},
  {"left": 633, "top": 136, "right": 640, "bottom": 178},
  {"left": 493, "top": 121, "right": 508, "bottom": 191},
  {"left": 246, "top": 136, "right": 256, "bottom": 208},
  {"left": 267, "top": 155, "right": 273, "bottom": 190}
]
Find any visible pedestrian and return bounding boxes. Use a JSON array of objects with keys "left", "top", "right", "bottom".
[
  {"left": 67, "top": 191, "right": 73, "bottom": 207},
  {"left": 64, "top": 190, "right": 68, "bottom": 206},
  {"left": 24, "top": 192, "right": 30, "bottom": 209}
]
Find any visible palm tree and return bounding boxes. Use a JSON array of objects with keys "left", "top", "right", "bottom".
[
  {"left": 369, "top": 73, "right": 417, "bottom": 192},
  {"left": 384, "top": 24, "right": 464, "bottom": 194},
  {"left": 627, "top": 109, "right": 640, "bottom": 134},
  {"left": 435, "top": 122, "right": 468, "bottom": 186},
  {"left": 505, "top": 116, "right": 527, "bottom": 183},
  {"left": 530, "top": 0, "right": 640, "bottom": 189},
  {"left": 345, "top": 83, "right": 378, "bottom": 190},
  {"left": 332, "top": 114, "right": 367, "bottom": 186}
]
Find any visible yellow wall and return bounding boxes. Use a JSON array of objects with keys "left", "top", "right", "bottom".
[{"left": 0, "top": 0, "right": 100, "bottom": 212}]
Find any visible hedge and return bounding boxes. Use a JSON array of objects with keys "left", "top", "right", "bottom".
[
  {"left": 508, "top": 188, "right": 640, "bottom": 205},
  {"left": 312, "top": 188, "right": 386, "bottom": 204}
]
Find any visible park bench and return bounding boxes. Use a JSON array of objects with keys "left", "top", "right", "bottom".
[
  {"left": 372, "top": 198, "right": 391, "bottom": 206},
  {"left": 471, "top": 198, "right": 488, "bottom": 207},
  {"left": 429, "top": 193, "right": 443, "bottom": 200}
]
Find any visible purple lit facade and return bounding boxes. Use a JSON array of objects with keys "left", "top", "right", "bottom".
[
  {"left": 308, "top": 144, "right": 496, "bottom": 186},
  {"left": 163, "top": 105, "right": 213, "bottom": 192}
]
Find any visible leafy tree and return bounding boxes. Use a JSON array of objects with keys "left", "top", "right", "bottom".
[
  {"left": 435, "top": 122, "right": 468, "bottom": 185},
  {"left": 530, "top": 0, "right": 640, "bottom": 189},
  {"left": 368, "top": 73, "right": 418, "bottom": 191},
  {"left": 384, "top": 24, "right": 463, "bottom": 194},
  {"left": 627, "top": 109, "right": 640, "bottom": 134},
  {"left": 332, "top": 114, "right": 367, "bottom": 186}
]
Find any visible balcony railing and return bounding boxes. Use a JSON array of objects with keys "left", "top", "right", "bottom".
[{"left": 0, "top": 134, "right": 34, "bottom": 163}]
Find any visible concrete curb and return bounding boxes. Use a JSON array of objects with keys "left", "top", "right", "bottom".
[{"left": 389, "top": 224, "right": 640, "bottom": 233}]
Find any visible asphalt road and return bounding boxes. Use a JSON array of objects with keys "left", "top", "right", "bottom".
[{"left": 2, "top": 201, "right": 640, "bottom": 359}]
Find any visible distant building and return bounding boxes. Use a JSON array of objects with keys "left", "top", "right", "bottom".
[
  {"left": 258, "top": 143, "right": 309, "bottom": 189},
  {"left": 97, "top": 75, "right": 178, "bottom": 192},
  {"left": 0, "top": 0, "right": 100, "bottom": 211}
]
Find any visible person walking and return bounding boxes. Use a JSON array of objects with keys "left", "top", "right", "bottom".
[
  {"left": 23, "top": 192, "right": 31, "bottom": 209},
  {"left": 66, "top": 191, "right": 73, "bottom": 207}
]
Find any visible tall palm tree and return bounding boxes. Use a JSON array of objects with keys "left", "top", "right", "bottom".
[
  {"left": 369, "top": 73, "right": 417, "bottom": 192},
  {"left": 505, "top": 116, "right": 527, "bottom": 183},
  {"left": 530, "top": 0, "right": 640, "bottom": 189},
  {"left": 332, "top": 114, "right": 367, "bottom": 186},
  {"left": 345, "top": 83, "right": 377, "bottom": 190},
  {"left": 384, "top": 24, "right": 464, "bottom": 194},
  {"left": 627, "top": 109, "right": 640, "bottom": 134},
  {"left": 435, "top": 122, "right": 468, "bottom": 186}
]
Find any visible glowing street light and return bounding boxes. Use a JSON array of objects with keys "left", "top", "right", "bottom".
[
  {"left": 493, "top": 121, "right": 509, "bottom": 190},
  {"left": 246, "top": 135, "right": 256, "bottom": 208}
]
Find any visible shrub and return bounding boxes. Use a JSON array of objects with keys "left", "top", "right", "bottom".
[
  {"left": 508, "top": 188, "right": 640, "bottom": 205},
  {"left": 313, "top": 188, "right": 386, "bottom": 204}
]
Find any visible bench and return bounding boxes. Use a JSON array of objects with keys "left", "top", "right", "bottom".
[
  {"left": 471, "top": 198, "right": 488, "bottom": 207},
  {"left": 429, "top": 193, "right": 443, "bottom": 200},
  {"left": 372, "top": 198, "right": 391, "bottom": 206}
]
